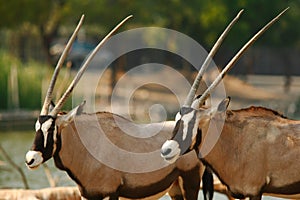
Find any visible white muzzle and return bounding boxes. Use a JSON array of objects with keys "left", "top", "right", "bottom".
[
  {"left": 25, "top": 150, "right": 43, "bottom": 169},
  {"left": 161, "top": 140, "right": 181, "bottom": 164}
]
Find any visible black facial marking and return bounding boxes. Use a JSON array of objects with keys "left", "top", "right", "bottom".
[
  {"left": 31, "top": 115, "right": 57, "bottom": 163},
  {"left": 171, "top": 107, "right": 198, "bottom": 155},
  {"left": 191, "top": 128, "right": 202, "bottom": 154},
  {"left": 180, "top": 107, "right": 194, "bottom": 115},
  {"left": 171, "top": 119, "right": 182, "bottom": 139},
  {"left": 39, "top": 115, "right": 55, "bottom": 123}
]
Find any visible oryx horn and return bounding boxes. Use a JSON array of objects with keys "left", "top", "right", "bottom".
[
  {"left": 49, "top": 15, "right": 133, "bottom": 116},
  {"left": 40, "top": 15, "right": 85, "bottom": 115},
  {"left": 184, "top": 9, "right": 244, "bottom": 107},
  {"left": 196, "top": 7, "right": 289, "bottom": 106}
]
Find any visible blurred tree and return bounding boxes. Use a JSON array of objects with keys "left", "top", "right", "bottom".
[
  {"left": 47, "top": 0, "right": 298, "bottom": 47},
  {"left": 0, "top": 0, "right": 299, "bottom": 64},
  {"left": 0, "top": 0, "right": 68, "bottom": 64},
  {"left": 220, "top": 0, "right": 300, "bottom": 47}
]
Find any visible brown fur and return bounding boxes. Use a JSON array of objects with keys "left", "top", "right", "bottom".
[
  {"left": 199, "top": 106, "right": 300, "bottom": 199},
  {"left": 55, "top": 112, "right": 202, "bottom": 199}
]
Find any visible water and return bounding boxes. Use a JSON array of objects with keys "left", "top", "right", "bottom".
[
  {"left": 0, "top": 131, "right": 75, "bottom": 189},
  {"left": 0, "top": 131, "right": 283, "bottom": 199}
]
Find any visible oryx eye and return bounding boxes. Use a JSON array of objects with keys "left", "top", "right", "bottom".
[
  {"left": 41, "top": 119, "right": 53, "bottom": 134},
  {"left": 35, "top": 120, "right": 41, "bottom": 132},
  {"left": 175, "top": 112, "right": 181, "bottom": 122}
]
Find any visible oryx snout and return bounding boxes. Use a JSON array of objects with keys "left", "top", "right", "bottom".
[
  {"left": 25, "top": 150, "right": 43, "bottom": 169},
  {"left": 161, "top": 140, "right": 181, "bottom": 164}
]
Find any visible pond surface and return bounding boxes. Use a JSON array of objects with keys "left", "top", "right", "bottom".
[
  {"left": 0, "top": 131, "right": 75, "bottom": 189},
  {"left": 0, "top": 131, "right": 282, "bottom": 199}
]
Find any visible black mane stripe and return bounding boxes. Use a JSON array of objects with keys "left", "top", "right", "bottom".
[{"left": 230, "top": 106, "right": 287, "bottom": 119}]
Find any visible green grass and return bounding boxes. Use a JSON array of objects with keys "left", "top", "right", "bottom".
[
  {"left": 18, "top": 62, "right": 46, "bottom": 110},
  {"left": 0, "top": 51, "right": 72, "bottom": 111},
  {"left": 0, "top": 52, "right": 19, "bottom": 110}
]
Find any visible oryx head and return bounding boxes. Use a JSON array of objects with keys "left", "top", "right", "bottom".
[
  {"left": 161, "top": 97, "right": 230, "bottom": 163},
  {"left": 26, "top": 102, "right": 85, "bottom": 169},
  {"left": 25, "top": 15, "right": 132, "bottom": 169},
  {"left": 161, "top": 8, "right": 288, "bottom": 163}
]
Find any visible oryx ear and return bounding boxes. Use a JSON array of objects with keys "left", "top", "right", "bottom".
[
  {"left": 217, "top": 97, "right": 230, "bottom": 112},
  {"left": 56, "top": 101, "right": 86, "bottom": 128}
]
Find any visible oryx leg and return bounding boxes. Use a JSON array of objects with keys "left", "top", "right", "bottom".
[
  {"left": 202, "top": 167, "right": 214, "bottom": 200},
  {"left": 180, "top": 167, "right": 201, "bottom": 200},
  {"left": 82, "top": 196, "right": 103, "bottom": 200},
  {"left": 249, "top": 195, "right": 262, "bottom": 200},
  {"left": 169, "top": 179, "right": 184, "bottom": 200},
  {"left": 108, "top": 194, "right": 118, "bottom": 200}
]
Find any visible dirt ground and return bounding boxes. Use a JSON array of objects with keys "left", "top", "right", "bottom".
[{"left": 74, "top": 68, "right": 300, "bottom": 121}]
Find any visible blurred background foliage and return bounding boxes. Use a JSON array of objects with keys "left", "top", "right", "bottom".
[
  {"left": 0, "top": 0, "right": 299, "bottom": 59},
  {"left": 0, "top": 0, "right": 299, "bottom": 111}
]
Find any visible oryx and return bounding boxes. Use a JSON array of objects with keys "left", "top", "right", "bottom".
[
  {"left": 161, "top": 8, "right": 290, "bottom": 200},
  {"left": 25, "top": 15, "right": 207, "bottom": 200}
]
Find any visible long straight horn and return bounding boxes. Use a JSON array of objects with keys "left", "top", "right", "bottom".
[
  {"left": 40, "top": 15, "right": 85, "bottom": 115},
  {"left": 49, "top": 15, "right": 133, "bottom": 116},
  {"left": 183, "top": 9, "right": 244, "bottom": 107},
  {"left": 197, "top": 7, "right": 289, "bottom": 106}
]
